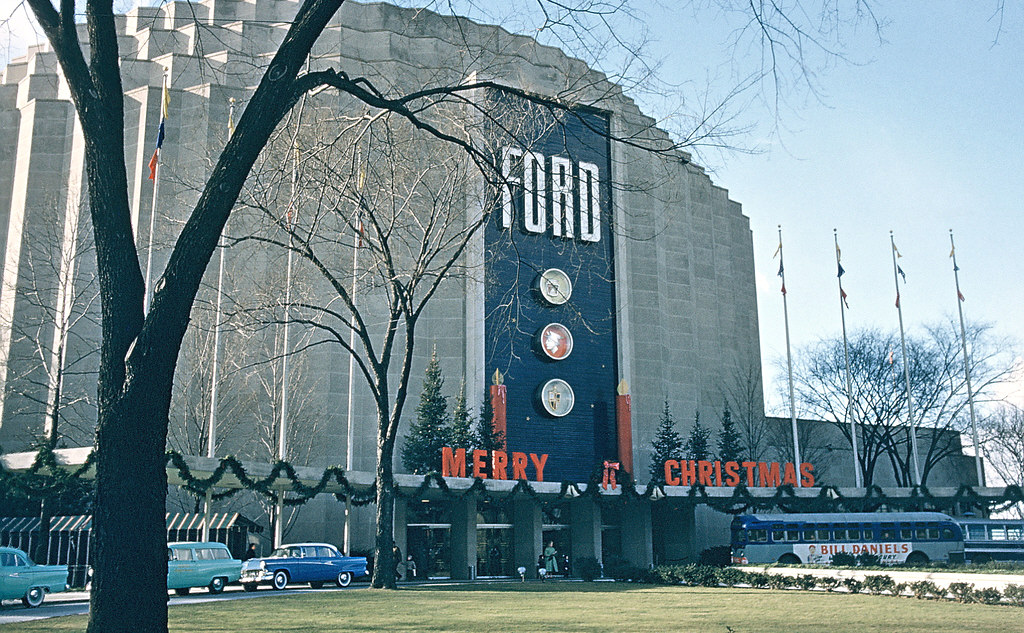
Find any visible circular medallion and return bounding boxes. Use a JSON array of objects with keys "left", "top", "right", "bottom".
[
  {"left": 536, "top": 323, "right": 573, "bottom": 361},
  {"left": 538, "top": 378, "right": 575, "bottom": 417},
  {"left": 536, "top": 268, "right": 572, "bottom": 305}
]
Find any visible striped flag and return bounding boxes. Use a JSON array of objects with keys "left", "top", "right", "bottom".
[{"left": 148, "top": 76, "right": 171, "bottom": 180}]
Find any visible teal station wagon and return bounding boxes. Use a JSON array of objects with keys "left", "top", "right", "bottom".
[
  {"left": 167, "top": 542, "right": 242, "bottom": 595},
  {"left": 0, "top": 546, "right": 68, "bottom": 607}
]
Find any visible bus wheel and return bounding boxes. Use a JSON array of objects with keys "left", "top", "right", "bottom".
[
  {"left": 905, "top": 552, "right": 928, "bottom": 566},
  {"left": 778, "top": 553, "right": 801, "bottom": 566}
]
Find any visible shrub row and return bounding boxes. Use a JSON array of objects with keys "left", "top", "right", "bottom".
[{"left": 596, "top": 559, "right": 1024, "bottom": 606}]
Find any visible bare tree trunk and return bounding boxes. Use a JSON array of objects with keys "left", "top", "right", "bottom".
[{"left": 371, "top": 415, "right": 397, "bottom": 589}]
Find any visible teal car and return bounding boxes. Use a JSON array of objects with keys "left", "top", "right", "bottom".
[
  {"left": 0, "top": 546, "right": 68, "bottom": 608},
  {"left": 167, "top": 542, "right": 241, "bottom": 595}
]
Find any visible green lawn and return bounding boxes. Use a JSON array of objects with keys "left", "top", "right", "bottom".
[{"left": 10, "top": 583, "right": 1024, "bottom": 633}]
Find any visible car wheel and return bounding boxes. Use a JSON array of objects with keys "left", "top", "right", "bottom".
[
  {"left": 906, "top": 551, "right": 929, "bottom": 566},
  {"left": 242, "top": 583, "right": 259, "bottom": 592},
  {"left": 272, "top": 570, "right": 289, "bottom": 590},
  {"left": 22, "top": 587, "right": 45, "bottom": 608},
  {"left": 174, "top": 588, "right": 190, "bottom": 596},
  {"left": 335, "top": 571, "right": 352, "bottom": 588},
  {"left": 208, "top": 577, "right": 226, "bottom": 594},
  {"left": 777, "top": 553, "right": 801, "bottom": 566},
  {"left": 309, "top": 581, "right": 324, "bottom": 589}
]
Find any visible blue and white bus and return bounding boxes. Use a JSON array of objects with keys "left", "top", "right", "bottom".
[
  {"left": 731, "top": 512, "right": 964, "bottom": 566},
  {"left": 957, "top": 518, "right": 1024, "bottom": 563}
]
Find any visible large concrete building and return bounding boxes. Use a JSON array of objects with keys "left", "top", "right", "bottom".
[{"left": 0, "top": 0, "right": 979, "bottom": 577}]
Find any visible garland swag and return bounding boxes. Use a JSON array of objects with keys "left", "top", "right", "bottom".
[{"left": 3, "top": 444, "right": 1022, "bottom": 515}]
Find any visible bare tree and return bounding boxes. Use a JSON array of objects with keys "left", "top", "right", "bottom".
[
  {"left": 0, "top": 193, "right": 99, "bottom": 561},
  {"left": 787, "top": 322, "right": 1017, "bottom": 486},
  {"left": 15, "top": 0, "right": 885, "bottom": 628},
  {"left": 980, "top": 404, "right": 1024, "bottom": 518},
  {"left": 723, "top": 357, "right": 771, "bottom": 462}
]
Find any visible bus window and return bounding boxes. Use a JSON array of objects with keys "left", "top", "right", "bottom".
[
  {"left": 941, "top": 527, "right": 955, "bottom": 540},
  {"left": 900, "top": 527, "right": 915, "bottom": 540},
  {"left": 880, "top": 523, "right": 896, "bottom": 541},
  {"left": 927, "top": 527, "right": 940, "bottom": 540},
  {"left": 1007, "top": 526, "right": 1023, "bottom": 540},
  {"left": 915, "top": 527, "right": 928, "bottom": 540},
  {"left": 772, "top": 529, "right": 785, "bottom": 542},
  {"left": 749, "top": 529, "right": 768, "bottom": 543},
  {"left": 804, "top": 527, "right": 817, "bottom": 541},
  {"left": 816, "top": 527, "right": 830, "bottom": 541},
  {"left": 786, "top": 527, "right": 801, "bottom": 541},
  {"left": 847, "top": 528, "right": 860, "bottom": 540},
  {"left": 967, "top": 525, "right": 986, "bottom": 540},
  {"left": 990, "top": 526, "right": 1006, "bottom": 541}
]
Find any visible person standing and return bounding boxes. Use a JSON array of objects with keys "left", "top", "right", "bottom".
[{"left": 544, "top": 541, "right": 559, "bottom": 575}]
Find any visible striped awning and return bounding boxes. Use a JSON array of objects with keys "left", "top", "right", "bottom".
[
  {"left": 165, "top": 512, "right": 243, "bottom": 531},
  {"left": 1, "top": 512, "right": 261, "bottom": 534}
]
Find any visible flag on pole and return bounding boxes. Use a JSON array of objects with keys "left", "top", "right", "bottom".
[
  {"left": 897, "top": 265, "right": 907, "bottom": 283},
  {"left": 777, "top": 260, "right": 784, "bottom": 277},
  {"left": 837, "top": 262, "right": 845, "bottom": 278},
  {"left": 841, "top": 288, "right": 849, "bottom": 309},
  {"left": 895, "top": 291, "right": 900, "bottom": 308},
  {"left": 773, "top": 240, "right": 782, "bottom": 259},
  {"left": 958, "top": 290, "right": 965, "bottom": 302},
  {"left": 893, "top": 243, "right": 902, "bottom": 258},
  {"left": 148, "top": 76, "right": 170, "bottom": 180}
]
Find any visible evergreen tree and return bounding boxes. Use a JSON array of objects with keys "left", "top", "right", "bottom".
[
  {"left": 650, "top": 401, "right": 683, "bottom": 482},
  {"left": 449, "top": 380, "right": 475, "bottom": 449},
  {"left": 473, "top": 391, "right": 505, "bottom": 452},
  {"left": 401, "top": 349, "right": 450, "bottom": 474},
  {"left": 717, "top": 401, "right": 743, "bottom": 463},
  {"left": 684, "top": 410, "right": 711, "bottom": 461}
]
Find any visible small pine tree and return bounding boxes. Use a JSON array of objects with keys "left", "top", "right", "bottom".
[
  {"left": 449, "top": 380, "right": 475, "bottom": 450},
  {"left": 650, "top": 401, "right": 683, "bottom": 482},
  {"left": 684, "top": 410, "right": 711, "bottom": 461},
  {"left": 717, "top": 401, "right": 742, "bottom": 463},
  {"left": 473, "top": 391, "right": 504, "bottom": 452},
  {"left": 401, "top": 349, "right": 450, "bottom": 474}
]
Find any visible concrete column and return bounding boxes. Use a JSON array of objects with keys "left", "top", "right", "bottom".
[
  {"left": 393, "top": 497, "right": 408, "bottom": 556},
  {"left": 449, "top": 493, "right": 477, "bottom": 580},
  {"left": 569, "top": 497, "right": 602, "bottom": 571},
  {"left": 513, "top": 497, "right": 543, "bottom": 578},
  {"left": 620, "top": 500, "right": 653, "bottom": 568}
]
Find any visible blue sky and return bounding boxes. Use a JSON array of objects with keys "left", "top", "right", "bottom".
[
  {"left": 4, "top": 1, "right": 1021, "bottom": 411},
  {"left": 640, "top": 2, "right": 1024, "bottom": 411}
]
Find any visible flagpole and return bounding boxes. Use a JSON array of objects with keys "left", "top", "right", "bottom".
[
  {"left": 890, "top": 232, "right": 921, "bottom": 486},
  {"left": 344, "top": 158, "right": 364, "bottom": 556},
  {"left": 950, "top": 230, "right": 985, "bottom": 487},
  {"left": 778, "top": 226, "right": 802, "bottom": 484},
  {"left": 274, "top": 142, "right": 298, "bottom": 549},
  {"left": 834, "top": 230, "right": 863, "bottom": 487},
  {"left": 202, "top": 98, "right": 233, "bottom": 543},
  {"left": 144, "top": 69, "right": 168, "bottom": 314}
]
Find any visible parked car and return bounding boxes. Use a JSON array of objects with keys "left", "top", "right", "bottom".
[
  {"left": 240, "top": 543, "right": 367, "bottom": 591},
  {"left": 0, "top": 546, "right": 68, "bottom": 608},
  {"left": 167, "top": 542, "right": 242, "bottom": 596}
]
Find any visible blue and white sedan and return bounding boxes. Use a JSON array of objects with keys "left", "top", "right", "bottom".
[
  {"left": 240, "top": 543, "right": 367, "bottom": 591},
  {"left": 0, "top": 547, "right": 68, "bottom": 608}
]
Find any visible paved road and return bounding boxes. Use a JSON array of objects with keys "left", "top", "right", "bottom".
[{"left": 0, "top": 584, "right": 365, "bottom": 625}]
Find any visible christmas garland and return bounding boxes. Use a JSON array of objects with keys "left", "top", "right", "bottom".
[{"left": 3, "top": 444, "right": 1022, "bottom": 516}]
